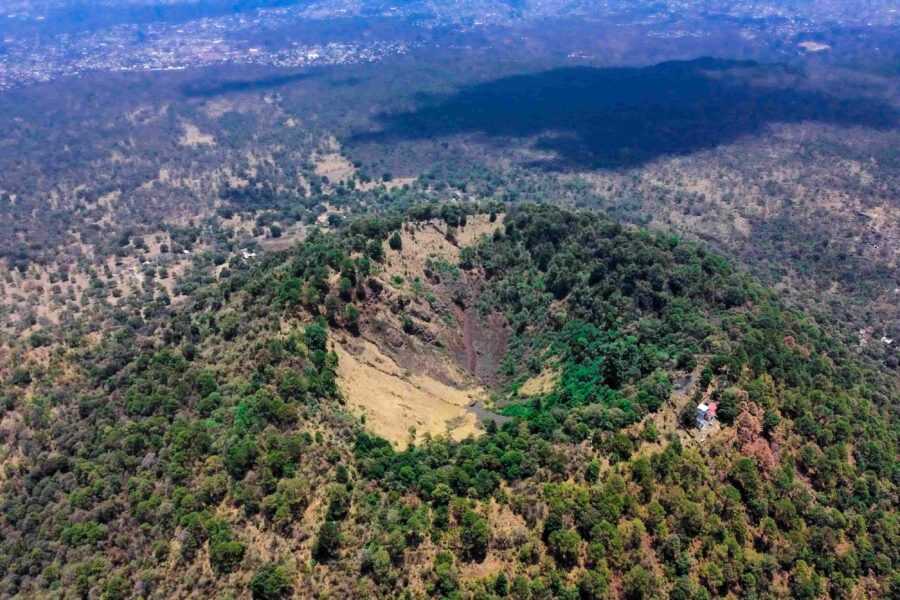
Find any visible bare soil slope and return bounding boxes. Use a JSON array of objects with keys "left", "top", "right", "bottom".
[{"left": 333, "top": 214, "right": 508, "bottom": 447}]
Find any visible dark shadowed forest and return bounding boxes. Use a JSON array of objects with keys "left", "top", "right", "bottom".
[{"left": 358, "top": 58, "right": 897, "bottom": 170}]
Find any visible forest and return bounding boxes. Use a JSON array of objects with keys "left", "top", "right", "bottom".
[
  {"left": 0, "top": 204, "right": 896, "bottom": 598},
  {"left": 0, "top": 19, "right": 897, "bottom": 597},
  {"left": 1, "top": 50, "right": 895, "bottom": 362}
]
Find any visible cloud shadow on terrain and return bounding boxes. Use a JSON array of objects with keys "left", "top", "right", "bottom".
[
  {"left": 352, "top": 58, "right": 898, "bottom": 170},
  {"left": 180, "top": 71, "right": 320, "bottom": 98}
]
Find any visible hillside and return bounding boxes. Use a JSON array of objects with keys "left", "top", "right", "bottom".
[
  {"left": 1, "top": 56, "right": 896, "bottom": 366},
  {"left": 1, "top": 204, "right": 897, "bottom": 599}
]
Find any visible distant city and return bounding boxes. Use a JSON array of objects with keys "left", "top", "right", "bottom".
[{"left": 0, "top": 0, "right": 896, "bottom": 90}]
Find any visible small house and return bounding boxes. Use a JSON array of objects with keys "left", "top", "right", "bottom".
[{"left": 696, "top": 402, "right": 718, "bottom": 429}]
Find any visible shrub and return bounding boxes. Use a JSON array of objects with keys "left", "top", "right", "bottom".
[
  {"left": 547, "top": 528, "right": 581, "bottom": 567},
  {"left": 460, "top": 510, "right": 491, "bottom": 562},
  {"left": 210, "top": 539, "right": 246, "bottom": 574},
  {"left": 313, "top": 521, "right": 342, "bottom": 561},
  {"left": 578, "top": 569, "right": 609, "bottom": 600},
  {"left": 250, "top": 563, "right": 293, "bottom": 600}
]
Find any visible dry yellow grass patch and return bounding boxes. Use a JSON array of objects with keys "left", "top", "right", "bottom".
[
  {"left": 456, "top": 213, "right": 505, "bottom": 246},
  {"left": 201, "top": 98, "right": 244, "bottom": 119},
  {"left": 313, "top": 153, "right": 356, "bottom": 183},
  {"left": 519, "top": 367, "right": 560, "bottom": 396},
  {"left": 799, "top": 41, "right": 830, "bottom": 52},
  {"left": 380, "top": 214, "right": 504, "bottom": 281},
  {"left": 258, "top": 226, "right": 307, "bottom": 252},
  {"left": 358, "top": 176, "right": 417, "bottom": 191},
  {"left": 333, "top": 336, "right": 482, "bottom": 449},
  {"left": 178, "top": 122, "right": 216, "bottom": 147},
  {"left": 380, "top": 221, "right": 459, "bottom": 282}
]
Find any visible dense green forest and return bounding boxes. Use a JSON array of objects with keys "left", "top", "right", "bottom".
[{"left": 1, "top": 204, "right": 896, "bottom": 598}]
